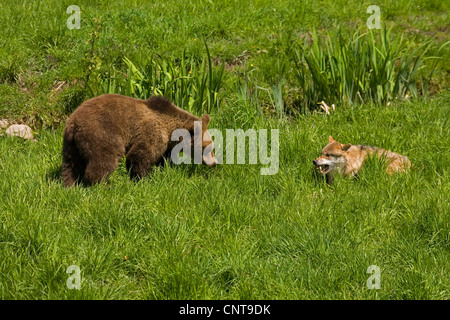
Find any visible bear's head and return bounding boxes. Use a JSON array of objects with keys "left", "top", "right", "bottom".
[{"left": 193, "top": 114, "right": 218, "bottom": 167}]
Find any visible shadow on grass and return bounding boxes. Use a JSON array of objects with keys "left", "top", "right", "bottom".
[
  {"left": 45, "top": 154, "right": 220, "bottom": 188},
  {"left": 47, "top": 164, "right": 62, "bottom": 184},
  {"left": 156, "top": 153, "right": 221, "bottom": 179}
]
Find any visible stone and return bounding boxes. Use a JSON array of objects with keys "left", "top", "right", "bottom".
[
  {"left": 5, "top": 124, "right": 36, "bottom": 142},
  {"left": 0, "top": 119, "right": 9, "bottom": 129}
]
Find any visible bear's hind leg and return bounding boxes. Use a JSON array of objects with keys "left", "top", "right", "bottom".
[
  {"left": 84, "top": 155, "right": 122, "bottom": 186},
  {"left": 62, "top": 159, "right": 85, "bottom": 187},
  {"left": 62, "top": 144, "right": 86, "bottom": 187}
]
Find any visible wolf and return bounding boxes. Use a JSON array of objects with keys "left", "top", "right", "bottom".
[{"left": 313, "top": 136, "right": 411, "bottom": 183}]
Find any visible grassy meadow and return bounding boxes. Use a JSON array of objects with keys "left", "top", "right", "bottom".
[{"left": 0, "top": 0, "right": 449, "bottom": 299}]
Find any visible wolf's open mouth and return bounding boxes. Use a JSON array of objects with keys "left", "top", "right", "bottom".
[{"left": 318, "top": 164, "right": 329, "bottom": 174}]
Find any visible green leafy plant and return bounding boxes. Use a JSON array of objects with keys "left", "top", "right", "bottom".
[
  {"left": 292, "top": 28, "right": 443, "bottom": 111},
  {"left": 83, "top": 18, "right": 103, "bottom": 98},
  {"left": 101, "top": 41, "right": 225, "bottom": 115}
]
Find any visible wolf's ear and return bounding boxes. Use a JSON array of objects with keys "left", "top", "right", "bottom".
[
  {"left": 328, "top": 136, "right": 335, "bottom": 143},
  {"left": 201, "top": 114, "right": 210, "bottom": 126},
  {"left": 342, "top": 143, "right": 352, "bottom": 151}
]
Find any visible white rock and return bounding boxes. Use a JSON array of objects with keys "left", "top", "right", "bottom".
[
  {"left": 5, "top": 124, "right": 36, "bottom": 142},
  {"left": 0, "top": 119, "right": 8, "bottom": 129}
]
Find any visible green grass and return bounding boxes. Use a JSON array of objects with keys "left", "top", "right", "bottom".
[
  {"left": 1, "top": 95, "right": 448, "bottom": 299},
  {"left": 292, "top": 27, "right": 446, "bottom": 109},
  {"left": 0, "top": 0, "right": 448, "bottom": 123},
  {"left": 100, "top": 44, "right": 225, "bottom": 116},
  {"left": 0, "top": 0, "right": 449, "bottom": 300}
]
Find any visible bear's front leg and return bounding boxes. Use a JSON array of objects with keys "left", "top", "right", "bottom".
[{"left": 125, "top": 142, "right": 167, "bottom": 180}]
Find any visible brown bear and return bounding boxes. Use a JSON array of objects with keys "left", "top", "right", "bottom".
[{"left": 62, "top": 94, "right": 217, "bottom": 187}]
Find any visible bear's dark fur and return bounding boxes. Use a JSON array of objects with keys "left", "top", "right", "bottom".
[{"left": 62, "top": 94, "right": 215, "bottom": 187}]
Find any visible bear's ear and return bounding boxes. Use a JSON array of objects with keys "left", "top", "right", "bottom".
[
  {"left": 328, "top": 136, "right": 335, "bottom": 143},
  {"left": 201, "top": 114, "right": 210, "bottom": 126}
]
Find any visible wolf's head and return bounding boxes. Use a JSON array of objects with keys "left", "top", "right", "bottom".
[{"left": 313, "top": 136, "right": 351, "bottom": 176}]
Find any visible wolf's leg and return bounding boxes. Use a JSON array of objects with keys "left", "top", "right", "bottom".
[{"left": 326, "top": 172, "right": 335, "bottom": 184}]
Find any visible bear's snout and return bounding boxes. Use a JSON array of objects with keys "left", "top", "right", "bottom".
[{"left": 206, "top": 157, "right": 218, "bottom": 167}]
